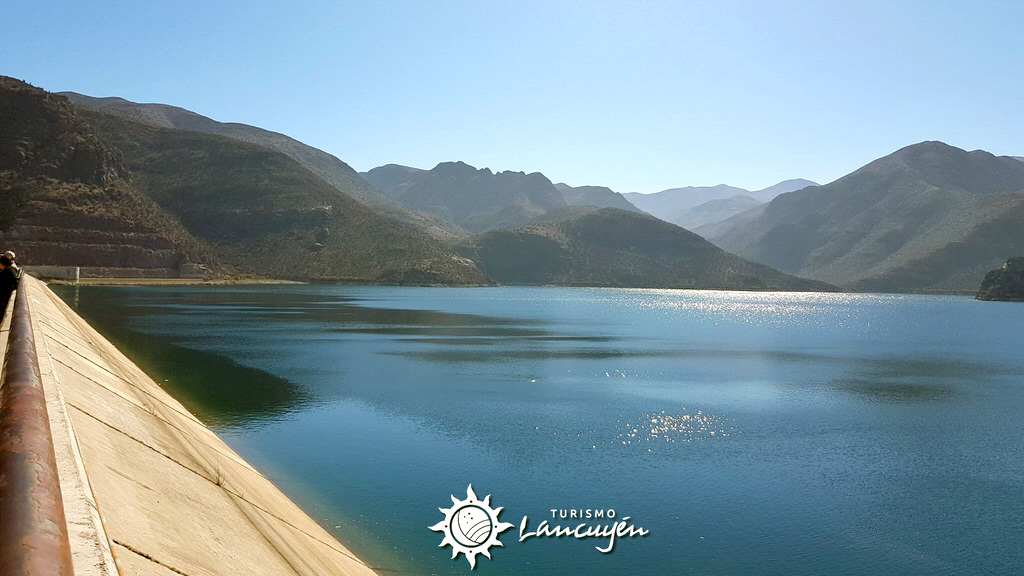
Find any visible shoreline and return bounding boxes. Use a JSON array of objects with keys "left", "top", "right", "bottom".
[{"left": 47, "top": 277, "right": 983, "bottom": 297}]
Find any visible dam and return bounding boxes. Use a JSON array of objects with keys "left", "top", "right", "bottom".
[{"left": 0, "top": 275, "right": 379, "bottom": 576}]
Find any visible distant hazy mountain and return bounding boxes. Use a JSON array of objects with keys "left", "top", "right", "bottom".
[
  {"left": 458, "top": 208, "right": 836, "bottom": 291},
  {"left": 553, "top": 183, "right": 642, "bottom": 212},
  {"left": 623, "top": 179, "right": 816, "bottom": 231},
  {"left": 0, "top": 77, "right": 222, "bottom": 276},
  {"left": 747, "top": 179, "right": 818, "bottom": 203},
  {"left": 673, "top": 195, "right": 763, "bottom": 231},
  {"left": 624, "top": 184, "right": 748, "bottom": 216},
  {"left": 363, "top": 161, "right": 568, "bottom": 233},
  {"left": 708, "top": 141, "right": 1024, "bottom": 291},
  {"left": 61, "top": 92, "right": 461, "bottom": 241}
]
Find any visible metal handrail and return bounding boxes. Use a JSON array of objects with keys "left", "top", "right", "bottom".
[{"left": 0, "top": 284, "right": 75, "bottom": 575}]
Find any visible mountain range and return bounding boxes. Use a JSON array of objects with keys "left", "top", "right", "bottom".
[
  {"left": 1, "top": 77, "right": 829, "bottom": 291},
  {"left": 2, "top": 78, "right": 483, "bottom": 283},
  {"left": 5, "top": 77, "right": 1021, "bottom": 292}
]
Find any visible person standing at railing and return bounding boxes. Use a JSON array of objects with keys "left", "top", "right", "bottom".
[{"left": 0, "top": 250, "right": 21, "bottom": 319}]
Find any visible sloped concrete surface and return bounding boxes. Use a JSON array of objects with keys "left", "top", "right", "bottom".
[{"left": 21, "top": 276, "right": 379, "bottom": 576}]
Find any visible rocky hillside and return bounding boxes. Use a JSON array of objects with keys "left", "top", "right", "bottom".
[
  {"left": 62, "top": 92, "right": 462, "bottom": 242},
  {"left": 458, "top": 208, "right": 836, "bottom": 291},
  {"left": 0, "top": 76, "right": 222, "bottom": 277},
  {"left": 363, "top": 161, "right": 569, "bottom": 232},
  {"left": 74, "top": 107, "right": 484, "bottom": 283},
  {"left": 708, "top": 142, "right": 1024, "bottom": 291}
]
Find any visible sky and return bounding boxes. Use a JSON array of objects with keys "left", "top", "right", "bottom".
[{"left": 2, "top": 0, "right": 1022, "bottom": 193}]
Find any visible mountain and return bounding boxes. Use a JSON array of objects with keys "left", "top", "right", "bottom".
[
  {"left": 71, "top": 106, "right": 484, "bottom": 283},
  {"left": 707, "top": 141, "right": 1024, "bottom": 291},
  {"left": 457, "top": 207, "right": 836, "bottom": 291},
  {"left": 553, "top": 183, "right": 642, "bottom": 212},
  {"left": 363, "top": 161, "right": 568, "bottom": 233},
  {"left": 60, "top": 92, "right": 461, "bottom": 241},
  {"left": 0, "top": 76, "right": 222, "bottom": 277}
]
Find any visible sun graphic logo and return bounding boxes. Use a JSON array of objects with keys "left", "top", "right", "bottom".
[{"left": 429, "top": 484, "right": 514, "bottom": 569}]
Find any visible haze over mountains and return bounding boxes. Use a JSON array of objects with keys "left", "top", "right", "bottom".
[
  {"left": 624, "top": 179, "right": 818, "bottom": 231},
  {"left": 4, "top": 77, "right": 1021, "bottom": 293}
]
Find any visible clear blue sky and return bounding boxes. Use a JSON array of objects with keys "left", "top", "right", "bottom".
[{"left": 3, "top": 1, "right": 1022, "bottom": 193}]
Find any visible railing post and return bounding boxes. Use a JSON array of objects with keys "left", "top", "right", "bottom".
[{"left": 0, "top": 284, "right": 75, "bottom": 575}]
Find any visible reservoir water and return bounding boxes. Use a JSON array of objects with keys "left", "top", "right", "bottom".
[{"left": 54, "top": 285, "right": 1024, "bottom": 575}]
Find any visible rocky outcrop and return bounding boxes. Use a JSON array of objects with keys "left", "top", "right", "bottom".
[{"left": 976, "top": 257, "right": 1024, "bottom": 301}]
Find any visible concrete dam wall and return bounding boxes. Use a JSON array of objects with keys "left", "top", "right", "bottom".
[{"left": 0, "top": 275, "right": 379, "bottom": 576}]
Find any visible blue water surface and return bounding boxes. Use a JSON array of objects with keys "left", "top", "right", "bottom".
[{"left": 55, "top": 286, "right": 1024, "bottom": 575}]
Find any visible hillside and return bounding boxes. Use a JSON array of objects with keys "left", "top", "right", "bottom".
[
  {"left": 708, "top": 141, "right": 1024, "bottom": 291},
  {"left": 363, "top": 161, "right": 568, "bottom": 232},
  {"left": 61, "top": 92, "right": 462, "bottom": 242},
  {"left": 458, "top": 208, "right": 836, "bottom": 291},
  {"left": 73, "top": 107, "right": 485, "bottom": 283},
  {"left": 0, "top": 76, "right": 222, "bottom": 277}
]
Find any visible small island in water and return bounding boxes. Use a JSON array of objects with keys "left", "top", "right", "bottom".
[{"left": 976, "top": 257, "right": 1024, "bottom": 301}]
